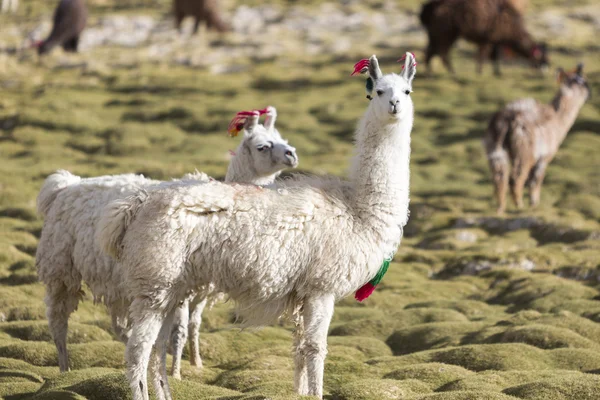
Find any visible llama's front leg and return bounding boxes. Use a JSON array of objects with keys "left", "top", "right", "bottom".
[
  {"left": 188, "top": 297, "right": 208, "bottom": 368},
  {"left": 170, "top": 300, "right": 189, "bottom": 379},
  {"left": 293, "top": 314, "right": 308, "bottom": 395},
  {"left": 126, "top": 298, "right": 166, "bottom": 400},
  {"left": 298, "top": 294, "right": 335, "bottom": 399},
  {"left": 527, "top": 160, "right": 548, "bottom": 207}
]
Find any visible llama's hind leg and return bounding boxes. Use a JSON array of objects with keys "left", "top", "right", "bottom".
[
  {"left": 188, "top": 297, "right": 207, "bottom": 368},
  {"left": 45, "top": 283, "right": 81, "bottom": 372},
  {"left": 527, "top": 159, "right": 548, "bottom": 208},
  {"left": 509, "top": 160, "right": 530, "bottom": 210},
  {"left": 488, "top": 148, "right": 510, "bottom": 214},
  {"left": 151, "top": 310, "right": 176, "bottom": 400},
  {"left": 293, "top": 314, "right": 308, "bottom": 395},
  {"left": 298, "top": 294, "right": 334, "bottom": 398},
  {"left": 170, "top": 300, "right": 189, "bottom": 379}
]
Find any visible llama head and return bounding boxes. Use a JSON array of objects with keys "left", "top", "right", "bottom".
[
  {"left": 531, "top": 43, "right": 549, "bottom": 71},
  {"left": 352, "top": 53, "right": 416, "bottom": 123},
  {"left": 557, "top": 63, "right": 591, "bottom": 101},
  {"left": 227, "top": 108, "right": 298, "bottom": 182}
]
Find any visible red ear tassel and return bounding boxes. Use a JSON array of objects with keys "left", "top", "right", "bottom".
[
  {"left": 227, "top": 109, "right": 266, "bottom": 137},
  {"left": 351, "top": 59, "right": 370, "bottom": 76}
]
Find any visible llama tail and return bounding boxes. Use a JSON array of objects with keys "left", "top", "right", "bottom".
[
  {"left": 96, "top": 190, "right": 149, "bottom": 259},
  {"left": 37, "top": 170, "right": 81, "bottom": 218},
  {"left": 419, "top": 0, "right": 441, "bottom": 27}
]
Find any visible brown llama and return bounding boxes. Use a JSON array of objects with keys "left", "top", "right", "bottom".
[
  {"left": 484, "top": 63, "right": 591, "bottom": 214},
  {"left": 420, "top": 0, "right": 548, "bottom": 75},
  {"left": 173, "top": 0, "right": 230, "bottom": 35}
]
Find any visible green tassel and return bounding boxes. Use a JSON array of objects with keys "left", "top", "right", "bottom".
[{"left": 369, "top": 255, "right": 392, "bottom": 286}]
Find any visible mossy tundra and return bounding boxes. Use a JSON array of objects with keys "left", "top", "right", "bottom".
[{"left": 0, "top": 0, "right": 599, "bottom": 399}]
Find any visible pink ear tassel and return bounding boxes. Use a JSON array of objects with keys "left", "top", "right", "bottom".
[
  {"left": 351, "top": 59, "right": 370, "bottom": 76},
  {"left": 228, "top": 150, "right": 237, "bottom": 156},
  {"left": 398, "top": 52, "right": 418, "bottom": 69}
]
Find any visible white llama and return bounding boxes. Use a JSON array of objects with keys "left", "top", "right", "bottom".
[
  {"left": 169, "top": 106, "right": 298, "bottom": 379},
  {"left": 99, "top": 53, "right": 416, "bottom": 400},
  {"left": 36, "top": 107, "right": 297, "bottom": 375}
]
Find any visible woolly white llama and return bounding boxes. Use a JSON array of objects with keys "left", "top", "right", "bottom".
[
  {"left": 484, "top": 63, "right": 590, "bottom": 214},
  {"left": 36, "top": 106, "right": 297, "bottom": 375},
  {"left": 169, "top": 106, "right": 298, "bottom": 379},
  {"left": 99, "top": 53, "right": 416, "bottom": 400}
]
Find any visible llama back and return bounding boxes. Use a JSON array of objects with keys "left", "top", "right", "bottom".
[{"left": 97, "top": 176, "right": 212, "bottom": 260}]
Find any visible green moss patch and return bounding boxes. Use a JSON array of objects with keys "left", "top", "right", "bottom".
[
  {"left": 383, "top": 363, "right": 474, "bottom": 390},
  {"left": 332, "top": 378, "right": 431, "bottom": 400}
]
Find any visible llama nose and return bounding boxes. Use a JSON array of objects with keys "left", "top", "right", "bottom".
[{"left": 389, "top": 99, "right": 399, "bottom": 106}]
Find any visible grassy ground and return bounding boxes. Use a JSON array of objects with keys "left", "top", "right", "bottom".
[{"left": 0, "top": 0, "right": 599, "bottom": 399}]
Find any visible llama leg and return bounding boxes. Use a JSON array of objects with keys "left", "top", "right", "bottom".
[
  {"left": 510, "top": 164, "right": 529, "bottom": 210},
  {"left": 152, "top": 311, "right": 176, "bottom": 400},
  {"left": 193, "top": 17, "right": 201, "bottom": 34},
  {"left": 424, "top": 40, "right": 435, "bottom": 75},
  {"left": 491, "top": 45, "right": 502, "bottom": 76},
  {"left": 527, "top": 159, "right": 548, "bottom": 207},
  {"left": 111, "top": 307, "right": 132, "bottom": 344},
  {"left": 488, "top": 149, "right": 509, "bottom": 214},
  {"left": 476, "top": 43, "right": 493, "bottom": 74},
  {"left": 298, "top": 294, "right": 335, "bottom": 398},
  {"left": 126, "top": 298, "right": 166, "bottom": 400},
  {"left": 175, "top": 12, "right": 184, "bottom": 33},
  {"left": 293, "top": 314, "right": 309, "bottom": 395},
  {"left": 45, "top": 284, "right": 80, "bottom": 372},
  {"left": 170, "top": 300, "right": 189, "bottom": 379},
  {"left": 188, "top": 297, "right": 207, "bottom": 368}
]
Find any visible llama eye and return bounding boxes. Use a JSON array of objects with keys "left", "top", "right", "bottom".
[
  {"left": 405, "top": 90, "right": 411, "bottom": 95},
  {"left": 256, "top": 146, "right": 266, "bottom": 152},
  {"left": 376, "top": 90, "right": 384, "bottom": 96}
]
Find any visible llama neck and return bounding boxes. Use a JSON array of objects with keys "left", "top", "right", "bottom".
[
  {"left": 350, "top": 110, "right": 412, "bottom": 237},
  {"left": 549, "top": 90, "right": 587, "bottom": 148},
  {"left": 225, "top": 158, "right": 278, "bottom": 186}
]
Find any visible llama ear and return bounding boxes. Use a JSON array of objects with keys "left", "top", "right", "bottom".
[
  {"left": 399, "top": 52, "right": 417, "bottom": 85},
  {"left": 368, "top": 55, "right": 382, "bottom": 81},
  {"left": 243, "top": 112, "right": 260, "bottom": 135},
  {"left": 575, "top": 63, "right": 584, "bottom": 76},
  {"left": 263, "top": 106, "right": 277, "bottom": 131}
]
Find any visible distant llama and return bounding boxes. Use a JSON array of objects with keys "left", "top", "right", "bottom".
[
  {"left": 484, "top": 63, "right": 590, "bottom": 213},
  {"left": 173, "top": 0, "right": 229, "bottom": 35},
  {"left": 420, "top": 0, "right": 547, "bottom": 75}
]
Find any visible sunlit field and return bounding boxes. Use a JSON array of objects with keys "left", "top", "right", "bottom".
[{"left": 0, "top": 0, "right": 599, "bottom": 399}]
